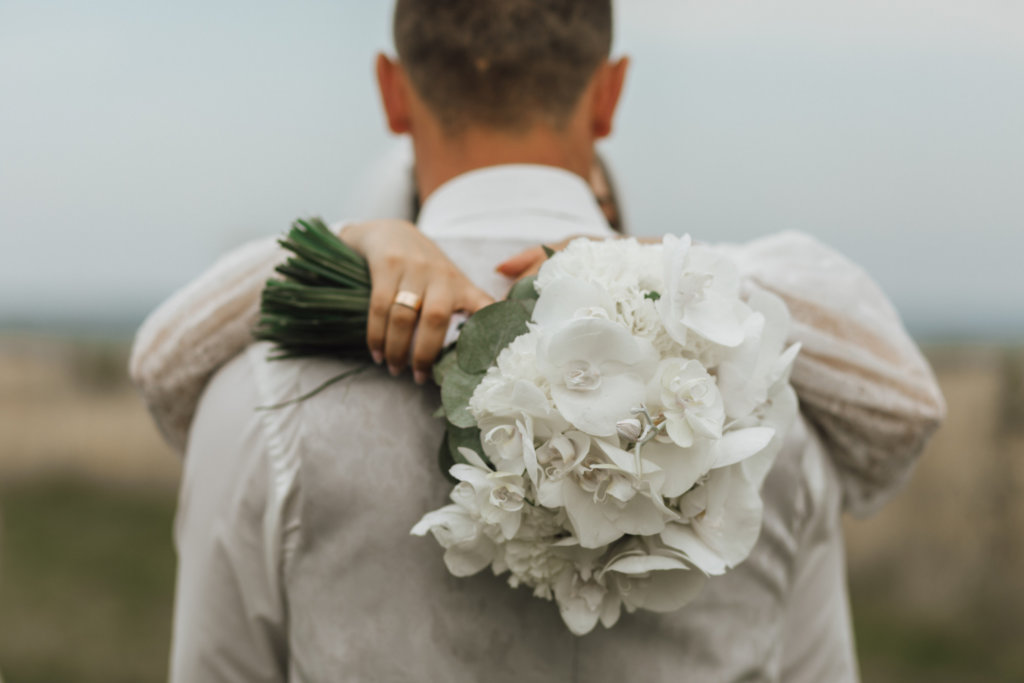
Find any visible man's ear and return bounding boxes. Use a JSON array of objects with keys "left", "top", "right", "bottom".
[
  {"left": 376, "top": 53, "right": 412, "bottom": 134},
  {"left": 591, "top": 56, "right": 629, "bottom": 139}
]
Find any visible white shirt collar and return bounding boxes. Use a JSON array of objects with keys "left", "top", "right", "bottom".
[{"left": 417, "top": 164, "right": 614, "bottom": 243}]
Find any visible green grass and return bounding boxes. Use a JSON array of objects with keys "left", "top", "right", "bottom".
[
  {"left": 850, "top": 582, "right": 1024, "bottom": 683},
  {"left": 0, "top": 478, "right": 176, "bottom": 683}
]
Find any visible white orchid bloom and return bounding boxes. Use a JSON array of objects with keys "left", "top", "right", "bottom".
[
  {"left": 410, "top": 505, "right": 497, "bottom": 577},
  {"left": 658, "top": 234, "right": 753, "bottom": 348},
  {"left": 634, "top": 436, "right": 717, "bottom": 499},
  {"left": 634, "top": 421, "right": 774, "bottom": 499},
  {"left": 602, "top": 545, "right": 707, "bottom": 614},
  {"left": 478, "top": 415, "right": 535, "bottom": 475},
  {"left": 716, "top": 288, "right": 801, "bottom": 420},
  {"left": 449, "top": 463, "right": 526, "bottom": 540},
  {"left": 669, "top": 462, "right": 765, "bottom": 569},
  {"left": 536, "top": 316, "right": 657, "bottom": 438},
  {"left": 535, "top": 433, "right": 675, "bottom": 549},
  {"left": 552, "top": 567, "right": 621, "bottom": 635},
  {"left": 649, "top": 357, "right": 726, "bottom": 448}
]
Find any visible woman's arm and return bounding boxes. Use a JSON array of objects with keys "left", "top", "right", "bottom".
[
  {"left": 129, "top": 220, "right": 491, "bottom": 454},
  {"left": 730, "top": 231, "right": 946, "bottom": 517},
  {"left": 130, "top": 236, "right": 283, "bottom": 452}
]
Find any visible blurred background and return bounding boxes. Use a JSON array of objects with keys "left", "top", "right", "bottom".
[{"left": 1, "top": 1, "right": 1021, "bottom": 681}]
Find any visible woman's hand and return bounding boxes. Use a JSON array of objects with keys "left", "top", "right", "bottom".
[
  {"left": 340, "top": 219, "right": 494, "bottom": 384},
  {"left": 496, "top": 234, "right": 662, "bottom": 280},
  {"left": 495, "top": 235, "right": 593, "bottom": 280}
]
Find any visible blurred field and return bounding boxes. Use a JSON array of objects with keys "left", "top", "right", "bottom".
[{"left": 1, "top": 334, "right": 1021, "bottom": 682}]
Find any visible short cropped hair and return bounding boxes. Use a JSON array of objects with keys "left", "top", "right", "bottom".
[{"left": 393, "top": 0, "right": 613, "bottom": 133}]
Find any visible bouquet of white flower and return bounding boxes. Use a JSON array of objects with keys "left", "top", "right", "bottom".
[
  {"left": 257, "top": 220, "right": 800, "bottom": 635},
  {"left": 412, "top": 236, "right": 801, "bottom": 634}
]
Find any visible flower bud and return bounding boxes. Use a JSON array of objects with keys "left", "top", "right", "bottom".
[{"left": 615, "top": 417, "right": 643, "bottom": 442}]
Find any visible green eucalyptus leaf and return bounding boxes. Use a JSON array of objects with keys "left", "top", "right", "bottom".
[
  {"left": 456, "top": 300, "right": 532, "bottom": 374},
  {"left": 432, "top": 348, "right": 459, "bottom": 387},
  {"left": 441, "top": 364, "right": 484, "bottom": 428},
  {"left": 507, "top": 275, "right": 540, "bottom": 302}
]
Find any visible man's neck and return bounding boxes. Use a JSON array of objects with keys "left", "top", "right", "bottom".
[{"left": 410, "top": 125, "right": 594, "bottom": 201}]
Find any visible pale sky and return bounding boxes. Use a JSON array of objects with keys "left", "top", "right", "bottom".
[{"left": 1, "top": 0, "right": 1021, "bottom": 339}]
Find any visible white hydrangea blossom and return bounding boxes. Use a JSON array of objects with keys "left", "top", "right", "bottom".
[{"left": 413, "top": 235, "right": 800, "bottom": 635}]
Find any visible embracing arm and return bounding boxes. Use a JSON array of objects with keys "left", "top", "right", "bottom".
[
  {"left": 130, "top": 236, "right": 282, "bottom": 452},
  {"left": 129, "top": 220, "right": 491, "bottom": 454},
  {"left": 730, "top": 231, "right": 946, "bottom": 517}
]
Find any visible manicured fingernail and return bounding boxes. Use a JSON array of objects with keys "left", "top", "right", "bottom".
[
  {"left": 388, "top": 365, "right": 399, "bottom": 377},
  {"left": 413, "top": 370, "right": 428, "bottom": 385},
  {"left": 371, "top": 350, "right": 384, "bottom": 365}
]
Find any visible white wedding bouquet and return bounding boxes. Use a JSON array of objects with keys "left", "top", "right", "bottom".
[
  {"left": 412, "top": 236, "right": 800, "bottom": 634},
  {"left": 257, "top": 220, "right": 800, "bottom": 635}
]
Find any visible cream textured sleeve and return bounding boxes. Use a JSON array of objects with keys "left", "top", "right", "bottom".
[
  {"left": 731, "top": 231, "right": 946, "bottom": 517},
  {"left": 129, "top": 237, "right": 285, "bottom": 453}
]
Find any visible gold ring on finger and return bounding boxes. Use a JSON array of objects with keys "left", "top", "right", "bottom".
[{"left": 392, "top": 290, "right": 423, "bottom": 312}]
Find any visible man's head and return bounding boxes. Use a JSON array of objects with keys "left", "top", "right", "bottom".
[
  {"left": 376, "top": 0, "right": 627, "bottom": 198},
  {"left": 393, "top": 0, "right": 613, "bottom": 134}
]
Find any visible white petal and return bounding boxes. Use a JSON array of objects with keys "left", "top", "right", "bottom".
[
  {"left": 694, "top": 467, "right": 764, "bottom": 567},
  {"left": 599, "top": 593, "right": 622, "bottom": 629},
  {"left": 710, "top": 427, "right": 775, "bottom": 469},
  {"left": 683, "top": 291, "right": 749, "bottom": 347},
  {"left": 542, "top": 317, "right": 654, "bottom": 368},
  {"left": 496, "top": 510, "right": 521, "bottom": 540},
  {"left": 448, "top": 463, "right": 490, "bottom": 487},
  {"left": 639, "top": 439, "right": 714, "bottom": 498},
  {"left": 410, "top": 504, "right": 464, "bottom": 538},
  {"left": 743, "top": 385, "right": 798, "bottom": 488},
  {"left": 488, "top": 379, "right": 552, "bottom": 419},
  {"left": 522, "top": 425, "right": 540, "bottom": 486},
  {"left": 532, "top": 276, "right": 616, "bottom": 328},
  {"left": 536, "top": 478, "right": 566, "bottom": 509},
  {"left": 603, "top": 491, "right": 673, "bottom": 537},
  {"left": 605, "top": 553, "right": 689, "bottom": 575},
  {"left": 457, "top": 447, "right": 490, "bottom": 471},
  {"left": 609, "top": 556, "right": 707, "bottom": 613},
  {"left": 562, "top": 481, "right": 626, "bottom": 549},
  {"left": 594, "top": 439, "right": 658, "bottom": 478},
  {"left": 443, "top": 540, "right": 496, "bottom": 577},
  {"left": 768, "top": 342, "right": 802, "bottom": 394},
  {"left": 551, "top": 373, "right": 644, "bottom": 437},
  {"left": 555, "top": 596, "right": 601, "bottom": 635},
  {"left": 660, "top": 523, "right": 729, "bottom": 575},
  {"left": 665, "top": 417, "right": 695, "bottom": 448},
  {"left": 747, "top": 288, "right": 790, "bottom": 357}
]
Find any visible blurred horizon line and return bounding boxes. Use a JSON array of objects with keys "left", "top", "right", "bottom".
[{"left": 2, "top": 312, "right": 1021, "bottom": 347}]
